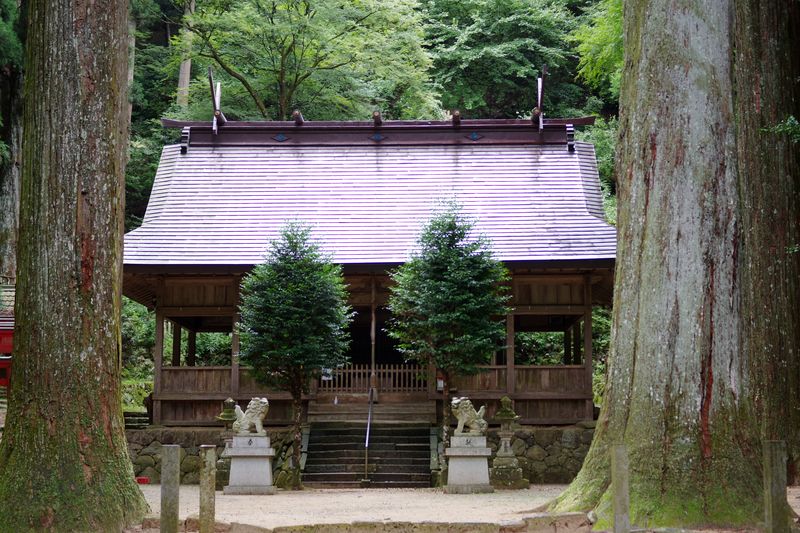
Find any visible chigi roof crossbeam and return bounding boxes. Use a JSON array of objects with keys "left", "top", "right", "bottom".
[{"left": 168, "top": 67, "right": 589, "bottom": 152}]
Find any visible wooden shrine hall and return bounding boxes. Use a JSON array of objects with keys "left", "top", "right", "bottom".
[{"left": 123, "top": 104, "right": 617, "bottom": 427}]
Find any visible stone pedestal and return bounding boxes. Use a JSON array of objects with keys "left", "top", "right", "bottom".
[
  {"left": 222, "top": 435, "right": 276, "bottom": 495},
  {"left": 444, "top": 435, "right": 494, "bottom": 494},
  {"left": 490, "top": 430, "right": 529, "bottom": 489}
]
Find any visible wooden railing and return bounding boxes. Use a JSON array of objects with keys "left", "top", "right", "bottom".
[
  {"left": 161, "top": 366, "right": 231, "bottom": 395},
  {"left": 375, "top": 364, "right": 426, "bottom": 393},
  {"left": 514, "top": 365, "right": 587, "bottom": 395},
  {"left": 317, "top": 363, "right": 426, "bottom": 394},
  {"left": 451, "top": 366, "right": 507, "bottom": 391}
]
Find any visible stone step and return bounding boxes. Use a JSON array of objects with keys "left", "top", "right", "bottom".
[
  {"left": 307, "top": 442, "right": 429, "bottom": 452},
  {"left": 303, "top": 472, "right": 431, "bottom": 483},
  {"left": 304, "top": 463, "right": 430, "bottom": 474},
  {"left": 305, "top": 449, "right": 430, "bottom": 461},
  {"left": 308, "top": 434, "right": 429, "bottom": 445},
  {"left": 303, "top": 480, "right": 431, "bottom": 489},
  {"left": 305, "top": 456, "right": 430, "bottom": 467},
  {"left": 309, "top": 426, "right": 430, "bottom": 436}
]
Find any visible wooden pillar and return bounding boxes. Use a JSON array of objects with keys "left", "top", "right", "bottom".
[
  {"left": 764, "top": 440, "right": 789, "bottom": 533},
  {"left": 564, "top": 327, "right": 573, "bottom": 365},
  {"left": 153, "top": 310, "right": 164, "bottom": 425},
  {"left": 583, "top": 276, "right": 594, "bottom": 419},
  {"left": 572, "top": 323, "right": 581, "bottom": 362},
  {"left": 187, "top": 330, "right": 197, "bottom": 367},
  {"left": 231, "top": 276, "right": 241, "bottom": 397},
  {"left": 171, "top": 322, "right": 181, "bottom": 366},
  {"left": 506, "top": 314, "right": 515, "bottom": 395},
  {"left": 370, "top": 276, "right": 377, "bottom": 398}
]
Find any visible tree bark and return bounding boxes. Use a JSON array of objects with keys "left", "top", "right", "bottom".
[
  {"left": 176, "top": 0, "right": 195, "bottom": 109},
  {"left": 0, "top": 67, "right": 22, "bottom": 282},
  {"left": 0, "top": 0, "right": 149, "bottom": 528},
  {"left": 552, "top": 0, "right": 799, "bottom": 527},
  {"left": 290, "top": 377, "right": 304, "bottom": 490}
]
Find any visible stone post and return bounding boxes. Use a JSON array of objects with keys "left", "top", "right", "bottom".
[
  {"left": 611, "top": 444, "right": 630, "bottom": 533},
  {"left": 161, "top": 445, "right": 181, "bottom": 533},
  {"left": 199, "top": 445, "right": 216, "bottom": 533},
  {"left": 764, "top": 440, "right": 789, "bottom": 533}
]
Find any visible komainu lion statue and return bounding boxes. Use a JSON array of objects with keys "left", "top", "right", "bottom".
[
  {"left": 451, "top": 396, "right": 488, "bottom": 435},
  {"left": 233, "top": 397, "right": 269, "bottom": 436}
]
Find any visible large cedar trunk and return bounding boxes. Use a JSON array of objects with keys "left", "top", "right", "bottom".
[
  {"left": 0, "top": 0, "right": 149, "bottom": 529},
  {"left": 552, "top": 0, "right": 799, "bottom": 526}
]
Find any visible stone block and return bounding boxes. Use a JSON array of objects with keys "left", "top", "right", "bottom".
[
  {"left": 561, "top": 429, "right": 581, "bottom": 449},
  {"left": 531, "top": 428, "right": 556, "bottom": 447},
  {"left": 511, "top": 438, "right": 526, "bottom": 456},
  {"left": 580, "top": 430, "right": 594, "bottom": 444},
  {"left": 576, "top": 419, "right": 596, "bottom": 429},
  {"left": 181, "top": 454, "right": 202, "bottom": 474},
  {"left": 134, "top": 455, "right": 155, "bottom": 469},
  {"left": 139, "top": 466, "right": 160, "bottom": 484},
  {"left": 140, "top": 441, "right": 162, "bottom": 456},
  {"left": 525, "top": 445, "right": 547, "bottom": 461}
]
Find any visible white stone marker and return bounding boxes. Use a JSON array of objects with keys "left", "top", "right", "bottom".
[
  {"left": 445, "top": 434, "right": 494, "bottom": 493},
  {"left": 223, "top": 435, "right": 276, "bottom": 495}
]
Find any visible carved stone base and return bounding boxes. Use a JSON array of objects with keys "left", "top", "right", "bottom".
[
  {"left": 444, "top": 483, "right": 495, "bottom": 494},
  {"left": 490, "top": 465, "right": 529, "bottom": 490},
  {"left": 222, "top": 435, "right": 276, "bottom": 495},
  {"left": 445, "top": 435, "right": 494, "bottom": 494}
]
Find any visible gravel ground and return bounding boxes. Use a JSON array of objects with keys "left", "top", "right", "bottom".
[
  {"left": 135, "top": 485, "right": 800, "bottom": 531},
  {"left": 137, "top": 485, "right": 565, "bottom": 529}
]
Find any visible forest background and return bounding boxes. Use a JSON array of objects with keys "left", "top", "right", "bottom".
[{"left": 1, "top": 0, "right": 622, "bottom": 409}]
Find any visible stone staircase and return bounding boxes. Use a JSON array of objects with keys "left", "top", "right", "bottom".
[
  {"left": 303, "top": 423, "right": 433, "bottom": 488},
  {"left": 307, "top": 398, "right": 436, "bottom": 424}
]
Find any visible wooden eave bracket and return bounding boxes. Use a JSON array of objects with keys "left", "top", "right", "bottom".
[{"left": 180, "top": 127, "right": 191, "bottom": 154}]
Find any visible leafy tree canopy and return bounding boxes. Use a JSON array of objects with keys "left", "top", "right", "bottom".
[
  {"left": 239, "top": 222, "right": 352, "bottom": 393},
  {"left": 423, "top": 0, "right": 583, "bottom": 118},
  {"left": 571, "top": 0, "right": 622, "bottom": 99},
  {"left": 387, "top": 204, "right": 510, "bottom": 379},
  {"left": 176, "top": 0, "right": 441, "bottom": 121}
]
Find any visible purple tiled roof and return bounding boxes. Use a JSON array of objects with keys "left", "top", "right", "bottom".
[{"left": 124, "top": 139, "right": 616, "bottom": 266}]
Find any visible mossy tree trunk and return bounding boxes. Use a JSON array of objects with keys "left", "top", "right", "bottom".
[
  {"left": 0, "top": 0, "right": 149, "bottom": 529},
  {"left": 552, "top": 0, "right": 799, "bottom": 527}
]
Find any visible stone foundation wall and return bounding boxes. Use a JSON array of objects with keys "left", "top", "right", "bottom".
[
  {"left": 485, "top": 421, "right": 595, "bottom": 483},
  {"left": 126, "top": 427, "right": 293, "bottom": 486}
]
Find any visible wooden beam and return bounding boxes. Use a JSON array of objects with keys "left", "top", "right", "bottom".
[
  {"left": 231, "top": 276, "right": 241, "bottom": 396},
  {"left": 564, "top": 328, "right": 572, "bottom": 365},
  {"left": 506, "top": 315, "right": 515, "bottom": 395},
  {"left": 171, "top": 322, "right": 181, "bottom": 366},
  {"left": 187, "top": 331, "right": 197, "bottom": 367},
  {"left": 583, "top": 275, "right": 594, "bottom": 420},
  {"left": 153, "top": 310, "right": 164, "bottom": 425},
  {"left": 512, "top": 305, "right": 587, "bottom": 315},
  {"left": 159, "top": 306, "right": 236, "bottom": 317}
]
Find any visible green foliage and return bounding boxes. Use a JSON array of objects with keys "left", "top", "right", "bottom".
[
  {"left": 121, "top": 379, "right": 154, "bottom": 412},
  {"left": 239, "top": 222, "right": 352, "bottom": 393},
  {"left": 194, "top": 332, "right": 232, "bottom": 366},
  {"left": 0, "top": 0, "right": 22, "bottom": 69},
  {"left": 121, "top": 297, "right": 155, "bottom": 376},
  {"left": 515, "top": 331, "right": 563, "bottom": 365},
  {"left": 577, "top": 116, "right": 618, "bottom": 224},
  {"left": 127, "top": 120, "right": 180, "bottom": 229},
  {"left": 423, "top": 0, "right": 581, "bottom": 118},
  {"left": 387, "top": 204, "right": 510, "bottom": 379},
  {"left": 180, "top": 0, "right": 440, "bottom": 121},
  {"left": 571, "top": 0, "right": 622, "bottom": 99},
  {"left": 764, "top": 115, "right": 800, "bottom": 143}
]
